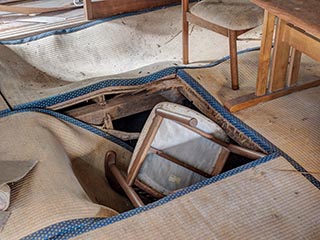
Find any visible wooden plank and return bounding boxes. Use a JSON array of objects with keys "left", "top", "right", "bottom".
[
  {"left": 182, "top": 0, "right": 189, "bottom": 64},
  {"left": 0, "top": 16, "right": 87, "bottom": 41},
  {"left": 269, "top": 19, "right": 291, "bottom": 92},
  {"left": 283, "top": 25, "right": 320, "bottom": 62},
  {"left": 255, "top": 10, "right": 275, "bottom": 96},
  {"left": 228, "top": 30, "right": 239, "bottom": 90},
  {"left": 225, "top": 79, "right": 320, "bottom": 112},
  {"left": 0, "top": 3, "right": 80, "bottom": 15},
  {"left": 65, "top": 89, "right": 184, "bottom": 125},
  {"left": 50, "top": 75, "right": 177, "bottom": 111},
  {"left": 84, "top": 0, "right": 93, "bottom": 20},
  {"left": 65, "top": 92, "right": 168, "bottom": 125},
  {"left": 84, "top": 0, "right": 180, "bottom": 20},
  {"left": 287, "top": 48, "right": 301, "bottom": 87},
  {"left": 0, "top": 0, "right": 30, "bottom": 4},
  {"left": 251, "top": 0, "right": 320, "bottom": 38}
]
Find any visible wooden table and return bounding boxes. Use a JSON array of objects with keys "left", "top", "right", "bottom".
[{"left": 227, "top": 0, "right": 320, "bottom": 112}]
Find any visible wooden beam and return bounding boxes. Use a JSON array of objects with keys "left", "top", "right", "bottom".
[
  {"left": 225, "top": 79, "right": 320, "bottom": 112},
  {"left": 228, "top": 30, "right": 239, "bottom": 90},
  {"left": 287, "top": 48, "right": 302, "bottom": 87},
  {"left": 50, "top": 75, "right": 177, "bottom": 111},
  {"left": 269, "top": 19, "right": 291, "bottom": 92},
  {"left": 255, "top": 11, "right": 275, "bottom": 96},
  {"left": 84, "top": 0, "right": 180, "bottom": 20},
  {"left": 0, "top": 3, "right": 80, "bottom": 15},
  {"left": 283, "top": 25, "right": 320, "bottom": 62},
  {"left": 182, "top": 0, "right": 189, "bottom": 64},
  {"left": 84, "top": 0, "right": 93, "bottom": 20},
  {"left": 66, "top": 92, "right": 167, "bottom": 125},
  {"left": 65, "top": 89, "right": 184, "bottom": 125}
]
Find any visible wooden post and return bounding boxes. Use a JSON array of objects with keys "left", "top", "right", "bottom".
[
  {"left": 84, "top": 0, "right": 93, "bottom": 20},
  {"left": 228, "top": 30, "right": 239, "bottom": 90},
  {"left": 287, "top": 48, "right": 302, "bottom": 87},
  {"left": 269, "top": 19, "right": 291, "bottom": 92},
  {"left": 255, "top": 11, "right": 275, "bottom": 96},
  {"left": 182, "top": 0, "right": 189, "bottom": 64}
]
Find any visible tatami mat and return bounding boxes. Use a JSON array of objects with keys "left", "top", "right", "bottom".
[
  {"left": 0, "top": 93, "right": 9, "bottom": 112},
  {"left": 0, "top": 4, "right": 261, "bottom": 108},
  {"left": 76, "top": 157, "right": 320, "bottom": 239},
  {"left": 235, "top": 86, "right": 320, "bottom": 181},
  {"left": 0, "top": 111, "right": 133, "bottom": 239},
  {"left": 185, "top": 52, "right": 320, "bottom": 105}
]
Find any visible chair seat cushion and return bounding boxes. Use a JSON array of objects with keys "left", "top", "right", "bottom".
[
  {"left": 190, "top": 0, "right": 264, "bottom": 31},
  {"left": 129, "top": 102, "right": 229, "bottom": 195}
]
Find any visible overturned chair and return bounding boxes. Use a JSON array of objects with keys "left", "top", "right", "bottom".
[
  {"left": 106, "top": 102, "right": 265, "bottom": 207},
  {"left": 182, "top": 0, "right": 264, "bottom": 90}
]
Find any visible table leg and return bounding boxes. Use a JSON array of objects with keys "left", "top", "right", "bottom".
[
  {"left": 256, "top": 11, "right": 275, "bottom": 96},
  {"left": 269, "top": 19, "right": 291, "bottom": 92},
  {"left": 84, "top": 0, "right": 93, "bottom": 20},
  {"left": 287, "top": 48, "right": 302, "bottom": 87}
]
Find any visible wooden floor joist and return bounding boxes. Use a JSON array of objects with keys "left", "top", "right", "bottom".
[{"left": 65, "top": 89, "right": 184, "bottom": 125}]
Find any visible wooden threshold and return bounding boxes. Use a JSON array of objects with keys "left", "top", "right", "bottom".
[
  {"left": 0, "top": 16, "right": 87, "bottom": 41},
  {"left": 225, "top": 79, "right": 320, "bottom": 112},
  {"left": 84, "top": 0, "right": 180, "bottom": 20},
  {"left": 0, "top": 3, "right": 81, "bottom": 15}
]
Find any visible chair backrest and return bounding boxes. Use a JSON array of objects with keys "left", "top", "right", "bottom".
[{"left": 127, "top": 102, "right": 230, "bottom": 196}]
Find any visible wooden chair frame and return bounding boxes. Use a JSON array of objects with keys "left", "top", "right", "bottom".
[
  {"left": 182, "top": 0, "right": 256, "bottom": 90},
  {"left": 106, "top": 107, "right": 266, "bottom": 208}
]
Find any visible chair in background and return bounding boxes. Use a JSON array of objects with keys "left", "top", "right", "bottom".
[
  {"left": 182, "top": 0, "right": 264, "bottom": 90},
  {"left": 106, "top": 102, "right": 265, "bottom": 207}
]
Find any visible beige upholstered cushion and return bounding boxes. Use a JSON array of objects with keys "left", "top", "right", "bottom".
[{"left": 190, "top": 0, "right": 264, "bottom": 31}]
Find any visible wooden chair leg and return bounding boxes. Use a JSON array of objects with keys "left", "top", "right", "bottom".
[
  {"left": 182, "top": 0, "right": 189, "bottom": 64},
  {"left": 105, "top": 151, "right": 144, "bottom": 208},
  {"left": 228, "top": 30, "right": 239, "bottom": 90}
]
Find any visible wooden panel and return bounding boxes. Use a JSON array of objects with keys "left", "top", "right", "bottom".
[
  {"left": 287, "top": 48, "right": 302, "bottom": 87},
  {"left": 283, "top": 25, "right": 320, "bottom": 62},
  {"left": 251, "top": 0, "right": 320, "bottom": 38},
  {"left": 255, "top": 10, "right": 275, "bottom": 96},
  {"left": 85, "top": 0, "right": 180, "bottom": 20},
  {"left": 269, "top": 19, "right": 290, "bottom": 92},
  {"left": 65, "top": 92, "right": 167, "bottom": 125}
]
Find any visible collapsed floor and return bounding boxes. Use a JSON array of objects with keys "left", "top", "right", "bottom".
[{"left": 0, "top": 3, "right": 319, "bottom": 240}]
